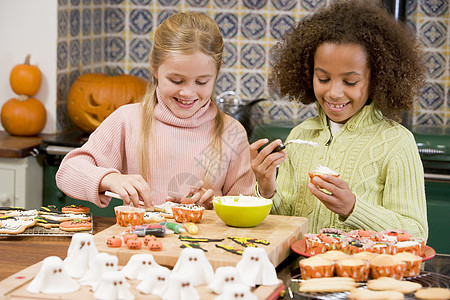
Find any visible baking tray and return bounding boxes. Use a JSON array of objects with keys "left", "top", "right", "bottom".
[
  {"left": 0, "top": 214, "right": 93, "bottom": 237},
  {"left": 286, "top": 271, "right": 450, "bottom": 299}
]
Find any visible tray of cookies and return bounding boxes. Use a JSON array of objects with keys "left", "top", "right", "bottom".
[{"left": 0, "top": 205, "right": 93, "bottom": 236}]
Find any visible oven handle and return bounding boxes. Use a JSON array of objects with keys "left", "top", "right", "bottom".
[
  {"left": 424, "top": 173, "right": 450, "bottom": 182},
  {"left": 44, "top": 145, "right": 76, "bottom": 155}
]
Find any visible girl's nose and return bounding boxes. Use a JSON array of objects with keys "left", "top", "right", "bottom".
[
  {"left": 179, "top": 84, "right": 195, "bottom": 98},
  {"left": 328, "top": 81, "right": 344, "bottom": 99}
]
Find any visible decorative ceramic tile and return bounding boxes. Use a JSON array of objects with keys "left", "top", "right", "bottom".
[
  {"left": 241, "top": 43, "right": 265, "bottom": 69},
  {"left": 70, "top": 10, "right": 81, "bottom": 37},
  {"left": 424, "top": 51, "right": 446, "bottom": 79},
  {"left": 214, "top": 0, "right": 237, "bottom": 8},
  {"left": 129, "top": 38, "right": 151, "bottom": 62},
  {"left": 270, "top": 14, "right": 295, "bottom": 39},
  {"left": 420, "top": 0, "right": 448, "bottom": 16},
  {"left": 216, "top": 72, "right": 236, "bottom": 94},
  {"left": 187, "top": 0, "right": 209, "bottom": 7},
  {"left": 82, "top": 9, "right": 92, "bottom": 35},
  {"left": 222, "top": 42, "right": 237, "bottom": 67},
  {"left": 420, "top": 20, "right": 447, "bottom": 48},
  {"left": 272, "top": 0, "right": 297, "bottom": 11},
  {"left": 420, "top": 82, "right": 445, "bottom": 110},
  {"left": 215, "top": 13, "right": 238, "bottom": 38},
  {"left": 242, "top": 13, "right": 266, "bottom": 40},
  {"left": 129, "top": 9, "right": 153, "bottom": 34},
  {"left": 105, "top": 7, "right": 125, "bottom": 33},
  {"left": 55, "top": 0, "right": 450, "bottom": 132}
]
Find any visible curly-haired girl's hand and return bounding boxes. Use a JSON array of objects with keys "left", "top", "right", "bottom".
[
  {"left": 249, "top": 139, "right": 286, "bottom": 199},
  {"left": 307, "top": 174, "right": 356, "bottom": 218}
]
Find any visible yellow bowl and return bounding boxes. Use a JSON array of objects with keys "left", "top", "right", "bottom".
[{"left": 213, "top": 196, "right": 272, "bottom": 227}]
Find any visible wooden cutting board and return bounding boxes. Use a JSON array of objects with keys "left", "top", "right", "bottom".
[
  {"left": 0, "top": 261, "right": 285, "bottom": 300},
  {"left": 95, "top": 210, "right": 308, "bottom": 269}
]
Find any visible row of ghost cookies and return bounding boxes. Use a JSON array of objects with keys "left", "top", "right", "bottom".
[
  {"left": 0, "top": 205, "right": 92, "bottom": 234},
  {"left": 26, "top": 232, "right": 281, "bottom": 300}
]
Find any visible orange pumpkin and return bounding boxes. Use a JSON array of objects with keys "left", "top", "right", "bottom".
[
  {"left": 10, "top": 54, "right": 42, "bottom": 96},
  {"left": 126, "top": 237, "right": 142, "bottom": 250},
  {"left": 106, "top": 236, "right": 122, "bottom": 248},
  {"left": 1, "top": 95, "right": 46, "bottom": 136},
  {"left": 67, "top": 73, "right": 147, "bottom": 133}
]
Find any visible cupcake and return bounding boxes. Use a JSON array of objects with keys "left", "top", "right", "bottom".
[
  {"left": 372, "top": 242, "right": 395, "bottom": 254},
  {"left": 318, "top": 250, "right": 348, "bottom": 262},
  {"left": 299, "top": 256, "right": 334, "bottom": 280},
  {"left": 318, "top": 228, "right": 345, "bottom": 250},
  {"left": 335, "top": 258, "right": 370, "bottom": 281},
  {"left": 394, "top": 238, "right": 426, "bottom": 256},
  {"left": 171, "top": 203, "right": 205, "bottom": 223},
  {"left": 341, "top": 237, "right": 375, "bottom": 255},
  {"left": 114, "top": 205, "right": 145, "bottom": 227},
  {"left": 308, "top": 165, "right": 340, "bottom": 183},
  {"left": 370, "top": 254, "right": 407, "bottom": 280},
  {"left": 353, "top": 251, "right": 378, "bottom": 262},
  {"left": 304, "top": 234, "right": 328, "bottom": 255},
  {"left": 394, "top": 252, "right": 422, "bottom": 277}
]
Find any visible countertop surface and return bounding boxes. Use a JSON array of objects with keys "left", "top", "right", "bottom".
[{"left": 0, "top": 131, "right": 43, "bottom": 158}]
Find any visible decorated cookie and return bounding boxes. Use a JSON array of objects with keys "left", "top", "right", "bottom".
[
  {"left": 35, "top": 216, "right": 61, "bottom": 228},
  {"left": 59, "top": 219, "right": 92, "bottom": 232},
  {"left": 61, "top": 205, "right": 90, "bottom": 214},
  {"left": 0, "top": 216, "right": 37, "bottom": 234}
]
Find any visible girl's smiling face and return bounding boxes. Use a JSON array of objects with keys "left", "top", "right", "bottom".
[
  {"left": 313, "top": 42, "right": 371, "bottom": 124},
  {"left": 155, "top": 51, "right": 217, "bottom": 119}
]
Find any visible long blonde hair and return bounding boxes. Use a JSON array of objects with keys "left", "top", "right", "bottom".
[{"left": 139, "top": 12, "right": 225, "bottom": 188}]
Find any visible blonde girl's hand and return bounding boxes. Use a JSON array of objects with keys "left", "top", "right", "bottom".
[
  {"left": 166, "top": 180, "right": 214, "bottom": 209},
  {"left": 307, "top": 174, "right": 356, "bottom": 218},
  {"left": 100, "top": 173, "right": 154, "bottom": 208},
  {"left": 249, "top": 139, "right": 286, "bottom": 198}
]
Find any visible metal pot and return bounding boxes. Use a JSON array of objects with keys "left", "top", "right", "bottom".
[{"left": 216, "top": 91, "right": 265, "bottom": 137}]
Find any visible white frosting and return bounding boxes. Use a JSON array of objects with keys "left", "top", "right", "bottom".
[
  {"left": 312, "top": 165, "right": 340, "bottom": 175},
  {"left": 236, "top": 247, "right": 279, "bottom": 287},
  {"left": 207, "top": 266, "right": 244, "bottom": 294},
  {"left": 395, "top": 241, "right": 419, "bottom": 248},
  {"left": 172, "top": 248, "right": 214, "bottom": 286},
  {"left": 213, "top": 195, "right": 272, "bottom": 207}
]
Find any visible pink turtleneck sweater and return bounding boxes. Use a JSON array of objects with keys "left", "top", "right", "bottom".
[{"left": 56, "top": 100, "right": 255, "bottom": 207}]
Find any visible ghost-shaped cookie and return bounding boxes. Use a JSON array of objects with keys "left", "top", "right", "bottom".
[
  {"left": 80, "top": 252, "right": 118, "bottom": 288},
  {"left": 207, "top": 266, "right": 245, "bottom": 294},
  {"left": 171, "top": 248, "right": 214, "bottom": 286},
  {"left": 121, "top": 253, "right": 161, "bottom": 280},
  {"left": 27, "top": 256, "right": 80, "bottom": 294},
  {"left": 64, "top": 232, "right": 98, "bottom": 278},
  {"left": 235, "top": 247, "right": 279, "bottom": 287},
  {"left": 93, "top": 271, "right": 134, "bottom": 300},
  {"left": 161, "top": 273, "right": 199, "bottom": 300},
  {"left": 215, "top": 283, "right": 257, "bottom": 300},
  {"left": 136, "top": 266, "right": 171, "bottom": 296}
]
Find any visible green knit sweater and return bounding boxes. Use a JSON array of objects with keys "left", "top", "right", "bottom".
[{"left": 271, "top": 103, "right": 428, "bottom": 239}]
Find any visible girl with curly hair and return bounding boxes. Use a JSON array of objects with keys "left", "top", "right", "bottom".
[{"left": 251, "top": 0, "right": 428, "bottom": 238}]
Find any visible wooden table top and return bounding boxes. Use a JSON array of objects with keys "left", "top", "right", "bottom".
[
  {"left": 0, "top": 130, "right": 43, "bottom": 158},
  {"left": 0, "top": 216, "right": 114, "bottom": 281}
]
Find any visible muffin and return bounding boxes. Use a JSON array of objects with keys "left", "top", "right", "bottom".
[
  {"left": 319, "top": 228, "right": 345, "bottom": 250},
  {"left": 341, "top": 237, "right": 375, "bottom": 255},
  {"left": 114, "top": 205, "right": 145, "bottom": 227},
  {"left": 335, "top": 258, "right": 370, "bottom": 281},
  {"left": 394, "top": 238, "right": 426, "bottom": 256},
  {"left": 299, "top": 256, "right": 334, "bottom": 280},
  {"left": 370, "top": 254, "right": 407, "bottom": 280},
  {"left": 394, "top": 252, "right": 422, "bottom": 277}
]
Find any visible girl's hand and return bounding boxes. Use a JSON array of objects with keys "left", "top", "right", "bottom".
[
  {"left": 249, "top": 139, "right": 286, "bottom": 198},
  {"left": 307, "top": 174, "right": 356, "bottom": 218},
  {"left": 100, "top": 173, "right": 154, "bottom": 208},
  {"left": 166, "top": 180, "right": 214, "bottom": 209}
]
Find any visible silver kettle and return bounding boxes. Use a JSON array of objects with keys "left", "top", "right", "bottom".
[{"left": 216, "top": 91, "right": 265, "bottom": 138}]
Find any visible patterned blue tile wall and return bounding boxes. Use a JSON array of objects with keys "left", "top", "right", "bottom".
[{"left": 57, "top": 0, "right": 449, "bottom": 132}]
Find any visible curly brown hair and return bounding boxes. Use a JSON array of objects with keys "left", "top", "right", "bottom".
[{"left": 269, "top": 0, "right": 426, "bottom": 120}]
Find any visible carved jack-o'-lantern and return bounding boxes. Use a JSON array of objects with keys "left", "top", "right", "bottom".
[{"left": 68, "top": 73, "right": 147, "bottom": 133}]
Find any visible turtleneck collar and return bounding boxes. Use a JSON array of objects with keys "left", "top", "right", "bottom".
[{"left": 154, "top": 87, "right": 217, "bottom": 128}]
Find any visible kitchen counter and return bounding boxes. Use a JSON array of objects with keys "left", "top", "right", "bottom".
[
  {"left": 0, "top": 131, "right": 44, "bottom": 158},
  {"left": 1, "top": 216, "right": 449, "bottom": 300}
]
